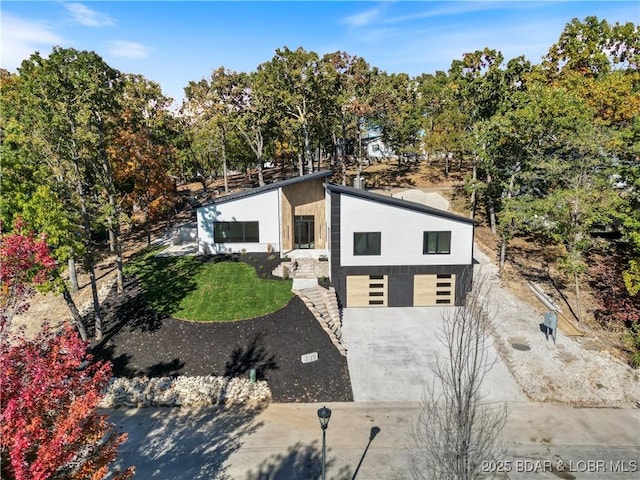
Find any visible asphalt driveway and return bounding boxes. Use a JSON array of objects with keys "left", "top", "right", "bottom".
[{"left": 341, "top": 306, "right": 525, "bottom": 403}]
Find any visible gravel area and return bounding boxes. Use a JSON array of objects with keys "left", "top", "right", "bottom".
[{"left": 474, "top": 247, "right": 640, "bottom": 405}]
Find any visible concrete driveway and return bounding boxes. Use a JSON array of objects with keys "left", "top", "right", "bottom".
[{"left": 341, "top": 307, "right": 525, "bottom": 403}]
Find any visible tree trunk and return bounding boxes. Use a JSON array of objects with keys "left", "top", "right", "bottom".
[
  {"left": 499, "top": 235, "right": 507, "bottom": 272},
  {"left": 357, "top": 127, "right": 363, "bottom": 176},
  {"left": 68, "top": 256, "right": 79, "bottom": 293},
  {"left": 108, "top": 194, "right": 123, "bottom": 293},
  {"left": 108, "top": 229, "right": 115, "bottom": 253},
  {"left": 86, "top": 258, "right": 103, "bottom": 340},
  {"left": 498, "top": 169, "right": 518, "bottom": 273},
  {"left": 61, "top": 282, "right": 88, "bottom": 342},
  {"left": 257, "top": 160, "right": 265, "bottom": 186},
  {"left": 574, "top": 271, "right": 583, "bottom": 322},
  {"left": 340, "top": 122, "right": 347, "bottom": 185},
  {"left": 298, "top": 152, "right": 304, "bottom": 176},
  {"left": 73, "top": 158, "right": 103, "bottom": 340},
  {"left": 470, "top": 159, "right": 477, "bottom": 219},
  {"left": 486, "top": 172, "right": 497, "bottom": 233},
  {"left": 145, "top": 207, "right": 151, "bottom": 246},
  {"left": 114, "top": 232, "right": 123, "bottom": 294},
  {"left": 98, "top": 139, "right": 123, "bottom": 293},
  {"left": 304, "top": 123, "right": 313, "bottom": 174},
  {"left": 222, "top": 129, "right": 229, "bottom": 193}
]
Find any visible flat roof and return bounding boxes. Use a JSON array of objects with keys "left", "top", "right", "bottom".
[
  {"left": 199, "top": 170, "right": 332, "bottom": 207},
  {"left": 327, "top": 183, "right": 476, "bottom": 225}
]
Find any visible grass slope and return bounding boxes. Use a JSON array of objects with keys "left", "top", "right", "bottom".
[{"left": 125, "top": 249, "right": 293, "bottom": 322}]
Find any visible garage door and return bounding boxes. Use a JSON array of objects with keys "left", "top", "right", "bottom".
[
  {"left": 346, "top": 274, "right": 388, "bottom": 307},
  {"left": 413, "top": 274, "right": 456, "bottom": 306}
]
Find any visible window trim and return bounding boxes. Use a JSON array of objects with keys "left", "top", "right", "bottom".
[
  {"left": 213, "top": 221, "right": 260, "bottom": 243},
  {"left": 423, "top": 231, "right": 451, "bottom": 255},
  {"left": 353, "top": 231, "right": 381, "bottom": 256}
]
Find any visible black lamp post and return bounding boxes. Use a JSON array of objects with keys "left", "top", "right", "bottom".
[{"left": 317, "top": 406, "right": 332, "bottom": 480}]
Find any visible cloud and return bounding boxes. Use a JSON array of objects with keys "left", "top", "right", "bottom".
[
  {"left": 63, "top": 2, "right": 115, "bottom": 27},
  {"left": 385, "top": 1, "right": 521, "bottom": 25},
  {"left": 0, "top": 13, "right": 65, "bottom": 70},
  {"left": 343, "top": 4, "right": 388, "bottom": 28},
  {"left": 107, "top": 41, "right": 152, "bottom": 59}
]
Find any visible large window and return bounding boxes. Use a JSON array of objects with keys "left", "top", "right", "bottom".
[
  {"left": 214, "top": 221, "right": 259, "bottom": 243},
  {"left": 354, "top": 232, "right": 381, "bottom": 256},
  {"left": 423, "top": 231, "right": 451, "bottom": 254}
]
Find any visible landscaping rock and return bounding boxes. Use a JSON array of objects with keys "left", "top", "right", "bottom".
[{"left": 99, "top": 376, "right": 272, "bottom": 408}]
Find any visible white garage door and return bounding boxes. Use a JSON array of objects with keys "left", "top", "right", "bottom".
[
  {"left": 413, "top": 273, "right": 456, "bottom": 306},
  {"left": 346, "top": 274, "right": 388, "bottom": 307}
]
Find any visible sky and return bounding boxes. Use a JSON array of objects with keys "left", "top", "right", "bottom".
[{"left": 2, "top": 1, "right": 638, "bottom": 107}]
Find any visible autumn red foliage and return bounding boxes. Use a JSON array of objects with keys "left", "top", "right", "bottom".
[
  {"left": 0, "top": 218, "right": 56, "bottom": 335},
  {"left": 1, "top": 218, "right": 133, "bottom": 479},
  {"left": 590, "top": 256, "right": 640, "bottom": 326},
  {"left": 1, "top": 326, "right": 134, "bottom": 480}
]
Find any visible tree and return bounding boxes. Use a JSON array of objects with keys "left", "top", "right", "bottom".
[
  {"left": 1, "top": 69, "right": 87, "bottom": 295},
  {"left": 544, "top": 18, "right": 640, "bottom": 297},
  {"left": 543, "top": 16, "right": 639, "bottom": 79},
  {"left": 1, "top": 326, "right": 133, "bottom": 480},
  {"left": 16, "top": 47, "right": 123, "bottom": 340},
  {"left": 369, "top": 71, "right": 422, "bottom": 163},
  {"left": 319, "top": 51, "right": 373, "bottom": 183},
  {"left": 448, "top": 48, "right": 509, "bottom": 223},
  {"left": 259, "top": 47, "right": 322, "bottom": 176},
  {"left": 110, "top": 74, "right": 177, "bottom": 247},
  {"left": 182, "top": 67, "right": 241, "bottom": 191},
  {"left": 412, "top": 277, "right": 507, "bottom": 480},
  {"left": 233, "top": 70, "right": 275, "bottom": 187}
]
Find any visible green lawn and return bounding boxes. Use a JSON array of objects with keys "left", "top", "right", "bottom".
[{"left": 125, "top": 249, "right": 293, "bottom": 322}]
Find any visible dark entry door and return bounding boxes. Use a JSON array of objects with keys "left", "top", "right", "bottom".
[{"left": 294, "top": 215, "right": 315, "bottom": 249}]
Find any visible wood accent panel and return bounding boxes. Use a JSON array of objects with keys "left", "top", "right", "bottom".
[
  {"left": 281, "top": 178, "right": 326, "bottom": 250},
  {"left": 347, "top": 275, "right": 388, "bottom": 307},
  {"left": 413, "top": 274, "right": 456, "bottom": 306}
]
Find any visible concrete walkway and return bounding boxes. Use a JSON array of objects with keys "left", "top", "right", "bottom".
[{"left": 110, "top": 402, "right": 640, "bottom": 479}]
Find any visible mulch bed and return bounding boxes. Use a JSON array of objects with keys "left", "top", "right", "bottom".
[{"left": 90, "top": 253, "right": 353, "bottom": 403}]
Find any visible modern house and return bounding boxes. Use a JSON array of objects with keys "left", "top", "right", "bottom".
[{"left": 196, "top": 170, "right": 475, "bottom": 307}]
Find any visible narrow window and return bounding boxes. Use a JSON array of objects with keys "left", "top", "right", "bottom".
[
  {"left": 423, "top": 231, "right": 451, "bottom": 254},
  {"left": 354, "top": 232, "right": 381, "bottom": 256}
]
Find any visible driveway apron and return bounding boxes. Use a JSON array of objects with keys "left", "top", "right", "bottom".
[{"left": 341, "top": 306, "right": 525, "bottom": 402}]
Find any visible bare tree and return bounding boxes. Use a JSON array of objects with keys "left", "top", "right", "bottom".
[{"left": 412, "top": 276, "right": 508, "bottom": 480}]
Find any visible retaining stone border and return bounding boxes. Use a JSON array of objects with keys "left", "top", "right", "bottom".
[
  {"left": 296, "top": 286, "right": 347, "bottom": 356},
  {"left": 99, "top": 376, "right": 272, "bottom": 408}
]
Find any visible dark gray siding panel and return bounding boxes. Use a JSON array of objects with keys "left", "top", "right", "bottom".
[
  {"left": 330, "top": 192, "right": 344, "bottom": 307},
  {"left": 388, "top": 274, "right": 414, "bottom": 307}
]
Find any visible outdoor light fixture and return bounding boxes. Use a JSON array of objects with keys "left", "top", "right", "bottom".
[{"left": 317, "top": 406, "right": 332, "bottom": 480}]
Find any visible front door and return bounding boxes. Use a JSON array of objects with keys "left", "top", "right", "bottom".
[{"left": 294, "top": 215, "right": 315, "bottom": 249}]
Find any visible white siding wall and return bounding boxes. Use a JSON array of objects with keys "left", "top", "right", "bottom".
[
  {"left": 339, "top": 194, "right": 473, "bottom": 267},
  {"left": 197, "top": 189, "right": 281, "bottom": 255}
]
